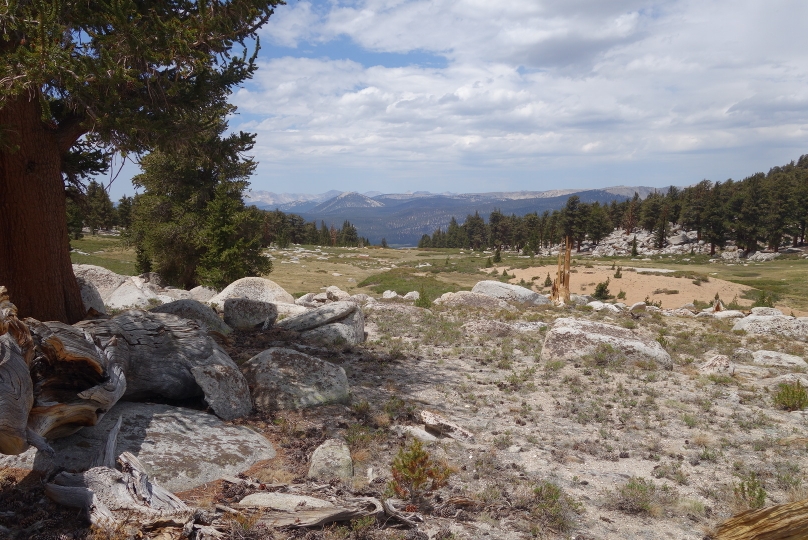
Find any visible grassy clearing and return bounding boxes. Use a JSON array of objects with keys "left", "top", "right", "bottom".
[{"left": 69, "top": 235, "right": 137, "bottom": 275}]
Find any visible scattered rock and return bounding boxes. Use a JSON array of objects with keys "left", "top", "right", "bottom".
[
  {"left": 326, "top": 286, "right": 351, "bottom": 301},
  {"left": 462, "top": 320, "right": 513, "bottom": 337},
  {"left": 541, "top": 317, "right": 672, "bottom": 367},
  {"left": 732, "top": 348, "right": 755, "bottom": 363},
  {"left": 751, "top": 307, "right": 784, "bottom": 317},
  {"left": 190, "top": 285, "right": 217, "bottom": 303},
  {"left": 277, "top": 301, "right": 358, "bottom": 333},
  {"left": 714, "top": 310, "right": 745, "bottom": 320},
  {"left": 241, "top": 348, "right": 350, "bottom": 411},
  {"left": 275, "top": 303, "right": 309, "bottom": 317},
  {"left": 150, "top": 299, "right": 232, "bottom": 335},
  {"left": 403, "top": 291, "right": 420, "bottom": 301},
  {"left": 471, "top": 280, "right": 550, "bottom": 306},
  {"left": 629, "top": 301, "right": 647, "bottom": 312},
  {"left": 76, "top": 276, "right": 106, "bottom": 315},
  {"left": 208, "top": 277, "right": 294, "bottom": 308},
  {"left": 0, "top": 402, "right": 274, "bottom": 492},
  {"left": 307, "top": 439, "right": 353, "bottom": 481},
  {"left": 699, "top": 355, "right": 736, "bottom": 375},
  {"left": 104, "top": 277, "right": 160, "bottom": 310},
  {"left": 732, "top": 316, "right": 808, "bottom": 342},
  {"left": 382, "top": 290, "right": 400, "bottom": 300},
  {"left": 421, "top": 411, "right": 474, "bottom": 441},
  {"left": 223, "top": 298, "right": 278, "bottom": 331},
  {"left": 752, "top": 350, "right": 807, "bottom": 368},
  {"left": 277, "top": 301, "right": 365, "bottom": 344},
  {"left": 391, "top": 425, "right": 440, "bottom": 443},
  {"left": 433, "top": 291, "right": 516, "bottom": 312},
  {"left": 569, "top": 294, "right": 591, "bottom": 306},
  {"left": 296, "top": 292, "right": 317, "bottom": 306},
  {"left": 72, "top": 264, "right": 128, "bottom": 300},
  {"left": 747, "top": 251, "right": 779, "bottom": 262}
]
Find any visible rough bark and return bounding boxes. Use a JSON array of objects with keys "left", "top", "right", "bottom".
[
  {"left": 0, "top": 94, "right": 85, "bottom": 324},
  {"left": 1, "top": 291, "right": 250, "bottom": 454},
  {"left": 45, "top": 451, "right": 193, "bottom": 530},
  {"left": 715, "top": 498, "right": 808, "bottom": 540}
]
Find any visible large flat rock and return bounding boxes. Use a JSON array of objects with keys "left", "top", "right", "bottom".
[
  {"left": 471, "top": 280, "right": 550, "bottom": 307},
  {"left": 733, "top": 316, "right": 808, "bottom": 342},
  {"left": 541, "top": 317, "right": 672, "bottom": 367},
  {"left": 0, "top": 402, "right": 274, "bottom": 492}
]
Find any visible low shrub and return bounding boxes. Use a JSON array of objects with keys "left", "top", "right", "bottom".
[
  {"left": 773, "top": 381, "right": 808, "bottom": 411},
  {"left": 389, "top": 439, "right": 453, "bottom": 503}
]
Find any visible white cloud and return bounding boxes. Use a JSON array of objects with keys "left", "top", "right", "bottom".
[{"left": 237, "top": 0, "right": 808, "bottom": 192}]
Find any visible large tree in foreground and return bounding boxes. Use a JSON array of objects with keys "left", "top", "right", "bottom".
[{"left": 0, "top": 0, "right": 283, "bottom": 323}]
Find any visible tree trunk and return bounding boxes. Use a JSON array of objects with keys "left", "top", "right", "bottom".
[{"left": 0, "top": 95, "right": 85, "bottom": 323}]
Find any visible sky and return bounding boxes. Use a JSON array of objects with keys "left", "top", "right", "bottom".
[{"left": 108, "top": 0, "right": 808, "bottom": 200}]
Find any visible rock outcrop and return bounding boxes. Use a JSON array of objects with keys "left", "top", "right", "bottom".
[
  {"left": 0, "top": 402, "right": 275, "bottom": 492},
  {"left": 223, "top": 298, "right": 278, "bottom": 331},
  {"left": 541, "top": 317, "right": 672, "bottom": 367},
  {"left": 732, "top": 315, "right": 808, "bottom": 342},
  {"left": 277, "top": 301, "right": 365, "bottom": 345},
  {"left": 150, "top": 299, "right": 232, "bottom": 335},
  {"left": 208, "top": 277, "right": 294, "bottom": 308},
  {"left": 472, "top": 281, "right": 550, "bottom": 306},
  {"left": 241, "top": 348, "right": 350, "bottom": 411}
]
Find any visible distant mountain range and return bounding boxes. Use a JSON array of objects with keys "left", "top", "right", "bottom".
[{"left": 245, "top": 186, "right": 663, "bottom": 246}]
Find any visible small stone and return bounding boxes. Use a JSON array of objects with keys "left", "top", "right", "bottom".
[
  {"left": 307, "top": 439, "right": 353, "bottom": 481},
  {"left": 421, "top": 410, "right": 474, "bottom": 441}
]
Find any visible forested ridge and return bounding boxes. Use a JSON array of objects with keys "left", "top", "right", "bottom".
[{"left": 419, "top": 155, "right": 808, "bottom": 255}]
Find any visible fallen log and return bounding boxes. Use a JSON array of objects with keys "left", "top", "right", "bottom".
[
  {"left": 1, "top": 287, "right": 253, "bottom": 456},
  {"left": 45, "top": 450, "right": 194, "bottom": 531},
  {"left": 715, "top": 498, "right": 808, "bottom": 540},
  {"left": 255, "top": 497, "right": 384, "bottom": 528}
]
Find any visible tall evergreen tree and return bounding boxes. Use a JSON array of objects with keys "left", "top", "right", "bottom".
[{"left": 0, "top": 0, "right": 283, "bottom": 322}]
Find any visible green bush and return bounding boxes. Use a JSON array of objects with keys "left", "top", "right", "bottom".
[
  {"left": 734, "top": 473, "right": 766, "bottom": 510},
  {"left": 530, "top": 481, "right": 582, "bottom": 533},
  {"left": 773, "top": 381, "right": 808, "bottom": 411},
  {"left": 592, "top": 278, "right": 611, "bottom": 300},
  {"left": 544, "top": 273, "right": 553, "bottom": 287},
  {"left": 389, "top": 439, "right": 453, "bottom": 503},
  {"left": 414, "top": 285, "right": 433, "bottom": 308}
]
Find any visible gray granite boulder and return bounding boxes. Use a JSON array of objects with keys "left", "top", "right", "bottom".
[
  {"left": 0, "top": 402, "right": 274, "bottom": 492},
  {"left": 76, "top": 276, "right": 106, "bottom": 315},
  {"left": 732, "top": 316, "right": 808, "bottom": 342},
  {"left": 223, "top": 298, "right": 278, "bottom": 330},
  {"left": 326, "top": 285, "right": 350, "bottom": 301},
  {"left": 277, "top": 301, "right": 365, "bottom": 344},
  {"left": 752, "top": 350, "right": 807, "bottom": 368},
  {"left": 541, "top": 317, "right": 672, "bottom": 367},
  {"left": 750, "top": 307, "right": 784, "bottom": 317},
  {"left": 72, "top": 263, "right": 128, "bottom": 300},
  {"left": 105, "top": 277, "right": 160, "bottom": 310},
  {"left": 307, "top": 439, "right": 353, "bottom": 481},
  {"left": 471, "top": 280, "right": 550, "bottom": 306},
  {"left": 433, "top": 291, "right": 516, "bottom": 312},
  {"left": 208, "top": 277, "right": 294, "bottom": 308},
  {"left": 190, "top": 285, "right": 217, "bottom": 303},
  {"left": 241, "top": 348, "right": 350, "bottom": 411},
  {"left": 150, "top": 299, "right": 232, "bottom": 335}
]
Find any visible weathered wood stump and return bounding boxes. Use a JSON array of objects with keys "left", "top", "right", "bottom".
[{"left": 0, "top": 287, "right": 250, "bottom": 455}]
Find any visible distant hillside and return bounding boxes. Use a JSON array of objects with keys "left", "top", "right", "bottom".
[
  {"left": 292, "top": 187, "right": 661, "bottom": 246},
  {"left": 309, "top": 191, "right": 385, "bottom": 213}
]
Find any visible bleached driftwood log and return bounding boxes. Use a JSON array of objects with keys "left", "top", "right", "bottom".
[
  {"left": 0, "top": 287, "right": 251, "bottom": 456},
  {"left": 45, "top": 452, "right": 193, "bottom": 531},
  {"left": 715, "top": 498, "right": 808, "bottom": 540}
]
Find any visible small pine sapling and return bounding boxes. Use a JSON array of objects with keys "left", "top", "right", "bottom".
[{"left": 389, "top": 439, "right": 453, "bottom": 504}]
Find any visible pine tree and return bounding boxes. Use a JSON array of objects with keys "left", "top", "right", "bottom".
[{"left": 0, "top": 0, "right": 283, "bottom": 322}]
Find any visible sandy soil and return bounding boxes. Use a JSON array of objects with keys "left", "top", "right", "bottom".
[{"left": 501, "top": 265, "right": 759, "bottom": 310}]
